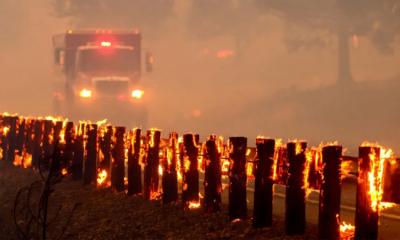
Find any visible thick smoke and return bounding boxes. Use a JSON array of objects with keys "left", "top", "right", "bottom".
[{"left": 1, "top": 0, "right": 400, "bottom": 153}]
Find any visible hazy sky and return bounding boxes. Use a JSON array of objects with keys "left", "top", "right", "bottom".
[{"left": 1, "top": 0, "right": 399, "bottom": 151}]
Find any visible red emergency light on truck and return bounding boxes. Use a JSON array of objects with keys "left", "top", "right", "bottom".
[{"left": 52, "top": 29, "right": 153, "bottom": 127}]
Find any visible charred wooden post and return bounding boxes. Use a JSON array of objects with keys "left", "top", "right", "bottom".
[
  {"left": 32, "top": 120, "right": 43, "bottom": 169},
  {"left": 83, "top": 124, "right": 97, "bottom": 185},
  {"left": 111, "top": 127, "right": 126, "bottom": 192},
  {"left": 285, "top": 141, "right": 307, "bottom": 235},
  {"left": 390, "top": 160, "right": 400, "bottom": 203},
  {"left": 253, "top": 138, "right": 275, "bottom": 228},
  {"left": 203, "top": 135, "right": 222, "bottom": 212},
  {"left": 128, "top": 128, "right": 142, "bottom": 195},
  {"left": 0, "top": 117, "right": 9, "bottom": 161},
  {"left": 42, "top": 120, "right": 53, "bottom": 170},
  {"left": 228, "top": 136, "right": 248, "bottom": 220},
  {"left": 382, "top": 159, "right": 393, "bottom": 202},
  {"left": 162, "top": 132, "right": 179, "bottom": 204},
  {"left": 5, "top": 116, "right": 18, "bottom": 163},
  {"left": 318, "top": 145, "right": 342, "bottom": 240},
  {"left": 99, "top": 126, "right": 113, "bottom": 172},
  {"left": 276, "top": 147, "right": 288, "bottom": 185},
  {"left": 308, "top": 149, "right": 322, "bottom": 189},
  {"left": 16, "top": 117, "right": 26, "bottom": 155},
  {"left": 181, "top": 133, "right": 200, "bottom": 207},
  {"left": 71, "top": 123, "right": 84, "bottom": 180},
  {"left": 63, "top": 122, "right": 74, "bottom": 170},
  {"left": 355, "top": 146, "right": 380, "bottom": 240},
  {"left": 143, "top": 129, "right": 161, "bottom": 200},
  {"left": 51, "top": 121, "right": 64, "bottom": 173},
  {"left": 24, "top": 119, "right": 34, "bottom": 156}
]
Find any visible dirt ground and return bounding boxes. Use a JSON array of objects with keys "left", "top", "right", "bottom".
[{"left": 0, "top": 161, "right": 317, "bottom": 240}]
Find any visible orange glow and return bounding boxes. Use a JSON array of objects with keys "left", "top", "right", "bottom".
[
  {"left": 216, "top": 49, "right": 235, "bottom": 59},
  {"left": 2, "top": 126, "right": 10, "bottom": 136},
  {"left": 188, "top": 201, "right": 201, "bottom": 209},
  {"left": 246, "top": 162, "right": 253, "bottom": 178},
  {"left": 131, "top": 89, "right": 144, "bottom": 99},
  {"left": 150, "top": 191, "right": 161, "bottom": 200},
  {"left": 79, "top": 89, "right": 92, "bottom": 98},
  {"left": 97, "top": 169, "right": 108, "bottom": 187},
  {"left": 61, "top": 168, "right": 68, "bottom": 176},
  {"left": 23, "top": 153, "right": 32, "bottom": 169},
  {"left": 340, "top": 221, "right": 355, "bottom": 240},
  {"left": 158, "top": 164, "right": 163, "bottom": 176},
  {"left": 13, "top": 155, "right": 23, "bottom": 167}
]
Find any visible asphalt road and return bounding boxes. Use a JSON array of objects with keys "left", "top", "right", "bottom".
[{"left": 199, "top": 176, "right": 400, "bottom": 239}]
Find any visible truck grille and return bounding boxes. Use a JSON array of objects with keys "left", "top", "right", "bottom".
[{"left": 94, "top": 80, "right": 129, "bottom": 95}]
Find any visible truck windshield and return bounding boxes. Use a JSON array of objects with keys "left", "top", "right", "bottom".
[{"left": 77, "top": 48, "right": 137, "bottom": 74}]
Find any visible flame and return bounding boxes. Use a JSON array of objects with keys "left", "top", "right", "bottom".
[
  {"left": 158, "top": 164, "right": 163, "bottom": 176},
  {"left": 13, "top": 155, "right": 23, "bottom": 167},
  {"left": 97, "top": 169, "right": 108, "bottom": 187},
  {"left": 188, "top": 201, "right": 201, "bottom": 209},
  {"left": 272, "top": 139, "right": 283, "bottom": 181},
  {"left": 150, "top": 191, "right": 161, "bottom": 200},
  {"left": 61, "top": 168, "right": 68, "bottom": 176},
  {"left": 2, "top": 126, "right": 10, "bottom": 135},
  {"left": 304, "top": 149, "right": 313, "bottom": 197},
  {"left": 362, "top": 142, "right": 395, "bottom": 212},
  {"left": 341, "top": 161, "right": 353, "bottom": 179},
  {"left": 340, "top": 221, "right": 355, "bottom": 240},
  {"left": 96, "top": 119, "right": 108, "bottom": 127},
  {"left": 246, "top": 162, "right": 253, "bottom": 178},
  {"left": 23, "top": 153, "right": 32, "bottom": 168}
]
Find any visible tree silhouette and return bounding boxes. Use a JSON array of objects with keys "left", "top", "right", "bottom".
[{"left": 254, "top": 0, "right": 400, "bottom": 85}]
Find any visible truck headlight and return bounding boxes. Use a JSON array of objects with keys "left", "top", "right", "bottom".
[
  {"left": 79, "top": 88, "right": 92, "bottom": 98},
  {"left": 131, "top": 89, "right": 144, "bottom": 99}
]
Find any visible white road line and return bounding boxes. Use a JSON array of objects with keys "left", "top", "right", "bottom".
[
  {"left": 201, "top": 179, "right": 400, "bottom": 220},
  {"left": 248, "top": 186, "right": 400, "bottom": 221}
]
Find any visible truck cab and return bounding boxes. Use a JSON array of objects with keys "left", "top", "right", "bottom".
[{"left": 52, "top": 29, "right": 152, "bottom": 127}]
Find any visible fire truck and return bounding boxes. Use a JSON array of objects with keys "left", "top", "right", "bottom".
[{"left": 52, "top": 29, "right": 153, "bottom": 127}]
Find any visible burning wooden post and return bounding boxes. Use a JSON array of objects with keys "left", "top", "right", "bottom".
[
  {"left": 51, "top": 121, "right": 64, "bottom": 173},
  {"left": 318, "top": 145, "right": 342, "bottom": 240},
  {"left": 253, "top": 137, "right": 275, "bottom": 228},
  {"left": 97, "top": 125, "right": 112, "bottom": 187},
  {"left": 203, "top": 135, "right": 222, "bottom": 212},
  {"left": 0, "top": 118, "right": 9, "bottom": 161},
  {"left": 16, "top": 117, "right": 26, "bottom": 156},
  {"left": 390, "top": 160, "right": 400, "bottom": 203},
  {"left": 111, "top": 127, "right": 126, "bottom": 192},
  {"left": 143, "top": 129, "right": 161, "bottom": 200},
  {"left": 275, "top": 146, "right": 288, "bottom": 185},
  {"left": 308, "top": 148, "right": 322, "bottom": 189},
  {"left": 5, "top": 116, "right": 18, "bottom": 163},
  {"left": 181, "top": 133, "right": 200, "bottom": 208},
  {"left": 83, "top": 124, "right": 97, "bottom": 185},
  {"left": 71, "top": 122, "right": 84, "bottom": 180},
  {"left": 127, "top": 128, "right": 142, "bottom": 195},
  {"left": 161, "top": 132, "right": 179, "bottom": 204},
  {"left": 32, "top": 120, "right": 43, "bottom": 169},
  {"left": 63, "top": 122, "right": 74, "bottom": 170},
  {"left": 285, "top": 141, "right": 307, "bottom": 235},
  {"left": 42, "top": 120, "right": 53, "bottom": 170},
  {"left": 99, "top": 126, "right": 113, "bottom": 170},
  {"left": 228, "top": 136, "right": 247, "bottom": 220},
  {"left": 355, "top": 145, "right": 380, "bottom": 240}
]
